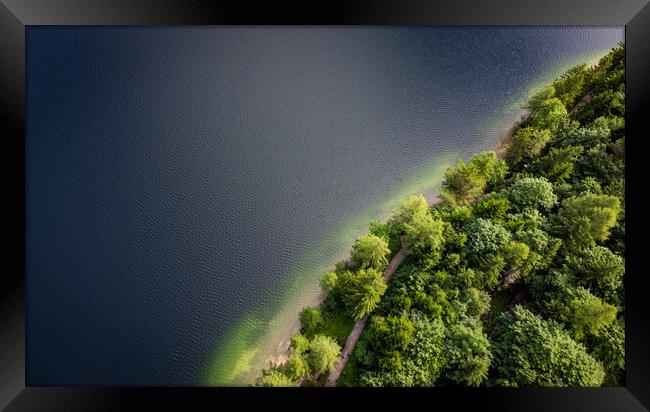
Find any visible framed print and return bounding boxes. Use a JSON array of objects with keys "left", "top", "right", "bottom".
[{"left": 1, "top": 0, "right": 649, "bottom": 410}]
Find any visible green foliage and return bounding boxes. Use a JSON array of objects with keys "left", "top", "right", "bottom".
[
  {"left": 307, "top": 334, "right": 341, "bottom": 374},
  {"left": 474, "top": 254, "right": 507, "bottom": 291},
  {"left": 383, "top": 293, "right": 413, "bottom": 315},
  {"left": 284, "top": 353, "right": 311, "bottom": 381},
  {"left": 570, "top": 177, "right": 602, "bottom": 197},
  {"left": 503, "top": 208, "right": 545, "bottom": 232},
  {"left": 527, "top": 85, "right": 556, "bottom": 112},
  {"left": 465, "top": 218, "right": 512, "bottom": 258},
  {"left": 528, "top": 97, "right": 568, "bottom": 130},
  {"left": 307, "top": 308, "right": 356, "bottom": 346},
  {"left": 526, "top": 145, "right": 584, "bottom": 184},
  {"left": 470, "top": 151, "right": 509, "bottom": 190},
  {"left": 442, "top": 319, "right": 492, "bottom": 386},
  {"left": 525, "top": 267, "right": 574, "bottom": 319},
  {"left": 368, "top": 219, "right": 391, "bottom": 241},
  {"left": 514, "top": 228, "right": 562, "bottom": 275},
  {"left": 338, "top": 268, "right": 388, "bottom": 320},
  {"left": 449, "top": 267, "right": 477, "bottom": 290},
  {"left": 441, "top": 159, "right": 487, "bottom": 206},
  {"left": 565, "top": 246, "right": 624, "bottom": 304},
  {"left": 588, "top": 319, "right": 625, "bottom": 385},
  {"left": 575, "top": 89, "right": 625, "bottom": 124},
  {"left": 299, "top": 307, "right": 323, "bottom": 335},
  {"left": 492, "top": 306, "right": 605, "bottom": 386},
  {"left": 403, "top": 213, "right": 445, "bottom": 259},
  {"left": 574, "top": 148, "right": 624, "bottom": 188},
  {"left": 434, "top": 204, "right": 474, "bottom": 230},
  {"left": 360, "top": 313, "right": 446, "bottom": 387},
  {"left": 290, "top": 334, "right": 310, "bottom": 355},
  {"left": 462, "top": 287, "right": 492, "bottom": 318},
  {"left": 441, "top": 152, "right": 507, "bottom": 206},
  {"left": 442, "top": 252, "right": 462, "bottom": 272},
  {"left": 609, "top": 136, "right": 624, "bottom": 160},
  {"left": 352, "top": 234, "right": 391, "bottom": 270},
  {"left": 387, "top": 194, "right": 430, "bottom": 233},
  {"left": 404, "top": 314, "right": 447, "bottom": 385},
  {"left": 320, "top": 271, "right": 338, "bottom": 294},
  {"left": 413, "top": 290, "right": 445, "bottom": 318},
  {"left": 506, "top": 127, "right": 552, "bottom": 167},
  {"left": 502, "top": 241, "right": 531, "bottom": 271},
  {"left": 369, "top": 219, "right": 401, "bottom": 254},
  {"left": 568, "top": 288, "right": 617, "bottom": 340},
  {"left": 552, "top": 194, "right": 621, "bottom": 250},
  {"left": 508, "top": 177, "right": 558, "bottom": 211},
  {"left": 368, "top": 315, "right": 416, "bottom": 355},
  {"left": 601, "top": 116, "right": 625, "bottom": 136},
  {"left": 254, "top": 369, "right": 297, "bottom": 387},
  {"left": 441, "top": 222, "right": 468, "bottom": 253},
  {"left": 585, "top": 44, "right": 625, "bottom": 95},
  {"left": 552, "top": 64, "right": 589, "bottom": 109},
  {"left": 554, "top": 117, "right": 611, "bottom": 150},
  {"left": 472, "top": 194, "right": 511, "bottom": 222}
]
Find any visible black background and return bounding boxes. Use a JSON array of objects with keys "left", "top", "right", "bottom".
[{"left": 1, "top": 0, "right": 649, "bottom": 410}]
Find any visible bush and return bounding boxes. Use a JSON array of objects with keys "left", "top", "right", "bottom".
[
  {"left": 441, "top": 152, "right": 508, "bottom": 205},
  {"left": 508, "top": 177, "right": 557, "bottom": 211},
  {"left": 465, "top": 218, "right": 512, "bottom": 258},
  {"left": 253, "top": 369, "right": 297, "bottom": 387},
  {"left": 284, "top": 353, "right": 311, "bottom": 381},
  {"left": 308, "top": 335, "right": 341, "bottom": 374},
  {"left": 528, "top": 97, "right": 568, "bottom": 130},
  {"left": 290, "top": 334, "right": 310, "bottom": 354},
  {"left": 472, "top": 194, "right": 511, "bottom": 222},
  {"left": 403, "top": 213, "right": 445, "bottom": 260},
  {"left": 368, "top": 315, "right": 416, "bottom": 354},
  {"left": 338, "top": 268, "right": 388, "bottom": 320},
  {"left": 351, "top": 234, "right": 391, "bottom": 270},
  {"left": 387, "top": 194, "right": 430, "bottom": 233},
  {"left": 506, "top": 127, "right": 552, "bottom": 167},
  {"left": 299, "top": 307, "right": 323, "bottom": 335}
]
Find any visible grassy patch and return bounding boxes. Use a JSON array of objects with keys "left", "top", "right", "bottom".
[{"left": 306, "top": 307, "right": 355, "bottom": 347}]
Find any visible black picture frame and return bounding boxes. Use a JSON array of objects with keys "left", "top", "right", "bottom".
[{"left": 1, "top": 1, "right": 649, "bottom": 410}]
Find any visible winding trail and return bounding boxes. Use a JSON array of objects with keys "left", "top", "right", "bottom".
[
  {"left": 569, "top": 92, "right": 593, "bottom": 116},
  {"left": 324, "top": 235, "right": 408, "bottom": 387}
]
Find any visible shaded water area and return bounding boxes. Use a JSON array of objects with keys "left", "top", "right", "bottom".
[{"left": 26, "top": 27, "right": 623, "bottom": 385}]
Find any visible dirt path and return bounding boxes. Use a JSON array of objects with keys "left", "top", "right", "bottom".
[
  {"left": 569, "top": 92, "right": 592, "bottom": 116},
  {"left": 324, "top": 236, "right": 408, "bottom": 387}
]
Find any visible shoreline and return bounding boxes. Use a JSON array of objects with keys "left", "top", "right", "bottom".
[
  {"left": 496, "top": 107, "right": 531, "bottom": 159},
  {"left": 263, "top": 290, "right": 326, "bottom": 367},
  {"left": 259, "top": 105, "right": 530, "bottom": 375}
]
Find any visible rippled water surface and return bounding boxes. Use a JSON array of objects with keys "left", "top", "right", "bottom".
[{"left": 26, "top": 27, "right": 623, "bottom": 385}]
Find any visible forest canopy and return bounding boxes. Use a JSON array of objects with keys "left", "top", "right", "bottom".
[{"left": 255, "top": 44, "right": 625, "bottom": 388}]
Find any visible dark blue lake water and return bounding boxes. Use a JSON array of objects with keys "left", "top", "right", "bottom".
[{"left": 26, "top": 27, "right": 623, "bottom": 385}]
